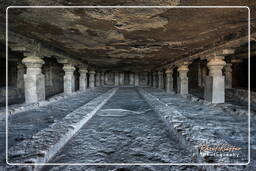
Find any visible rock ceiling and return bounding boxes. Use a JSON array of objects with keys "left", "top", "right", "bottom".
[{"left": 0, "top": 0, "right": 256, "bottom": 70}]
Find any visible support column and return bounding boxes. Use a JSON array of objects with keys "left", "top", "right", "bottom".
[
  {"left": 100, "top": 71, "right": 105, "bottom": 86},
  {"left": 153, "top": 72, "right": 157, "bottom": 88},
  {"left": 224, "top": 63, "right": 232, "bottom": 89},
  {"left": 165, "top": 68, "right": 173, "bottom": 93},
  {"left": 134, "top": 72, "right": 139, "bottom": 86},
  {"left": 177, "top": 64, "right": 189, "bottom": 95},
  {"left": 22, "top": 56, "right": 45, "bottom": 103},
  {"left": 63, "top": 63, "right": 76, "bottom": 96},
  {"left": 95, "top": 71, "right": 101, "bottom": 87},
  {"left": 158, "top": 71, "right": 164, "bottom": 89},
  {"left": 114, "top": 72, "right": 119, "bottom": 86},
  {"left": 204, "top": 56, "right": 226, "bottom": 103},
  {"left": 78, "top": 66, "right": 88, "bottom": 91},
  {"left": 16, "top": 61, "right": 25, "bottom": 97},
  {"left": 119, "top": 72, "right": 124, "bottom": 86},
  {"left": 89, "top": 70, "right": 96, "bottom": 88},
  {"left": 129, "top": 72, "right": 135, "bottom": 86},
  {"left": 148, "top": 72, "right": 152, "bottom": 87}
]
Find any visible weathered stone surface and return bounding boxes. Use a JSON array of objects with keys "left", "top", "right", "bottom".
[
  {"left": 139, "top": 88, "right": 247, "bottom": 164},
  {"left": 7, "top": 88, "right": 117, "bottom": 170}
]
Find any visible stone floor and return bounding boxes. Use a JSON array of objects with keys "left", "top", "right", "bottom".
[
  {"left": 0, "top": 87, "right": 255, "bottom": 171},
  {"left": 0, "top": 87, "right": 110, "bottom": 160}
]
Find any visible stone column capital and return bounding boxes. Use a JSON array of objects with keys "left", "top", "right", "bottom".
[
  {"left": 63, "top": 63, "right": 76, "bottom": 72},
  {"left": 89, "top": 70, "right": 96, "bottom": 74},
  {"left": 22, "top": 56, "right": 44, "bottom": 68},
  {"left": 207, "top": 56, "right": 226, "bottom": 76},
  {"left": 165, "top": 68, "right": 173, "bottom": 74},
  {"left": 177, "top": 65, "right": 189, "bottom": 72}
]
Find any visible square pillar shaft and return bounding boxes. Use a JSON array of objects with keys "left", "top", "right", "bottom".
[
  {"left": 204, "top": 57, "right": 226, "bottom": 103},
  {"left": 89, "top": 71, "right": 96, "bottom": 88},
  {"left": 134, "top": 72, "right": 139, "bottom": 86},
  {"left": 158, "top": 71, "right": 164, "bottom": 89},
  {"left": 177, "top": 65, "right": 189, "bottom": 95},
  {"left": 114, "top": 72, "right": 119, "bottom": 86},
  {"left": 165, "top": 69, "right": 173, "bottom": 93},
  {"left": 63, "top": 64, "right": 76, "bottom": 96},
  {"left": 79, "top": 68, "right": 88, "bottom": 91}
]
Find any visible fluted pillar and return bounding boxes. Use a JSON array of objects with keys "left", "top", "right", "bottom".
[
  {"left": 165, "top": 68, "right": 173, "bottom": 93},
  {"left": 224, "top": 63, "right": 232, "bottom": 88},
  {"left": 204, "top": 56, "right": 226, "bottom": 103},
  {"left": 22, "top": 56, "right": 45, "bottom": 103},
  {"left": 177, "top": 64, "right": 189, "bottom": 95},
  {"left": 79, "top": 67, "right": 88, "bottom": 91},
  {"left": 89, "top": 70, "right": 96, "bottom": 88}
]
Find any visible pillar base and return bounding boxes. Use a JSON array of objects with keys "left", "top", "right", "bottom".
[{"left": 204, "top": 76, "right": 225, "bottom": 103}]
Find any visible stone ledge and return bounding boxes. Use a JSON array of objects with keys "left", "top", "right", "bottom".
[
  {"left": 138, "top": 88, "right": 244, "bottom": 165},
  {"left": 0, "top": 88, "right": 99, "bottom": 121},
  {"left": 7, "top": 87, "right": 118, "bottom": 171},
  {"left": 186, "top": 94, "right": 254, "bottom": 119}
]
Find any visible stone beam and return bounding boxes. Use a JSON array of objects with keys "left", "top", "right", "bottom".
[{"left": 159, "top": 33, "right": 256, "bottom": 70}]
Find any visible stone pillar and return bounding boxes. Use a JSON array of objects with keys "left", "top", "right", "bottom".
[
  {"left": 119, "top": 72, "right": 124, "bottom": 86},
  {"left": 22, "top": 56, "right": 45, "bottom": 103},
  {"left": 63, "top": 63, "right": 76, "bottom": 96},
  {"left": 129, "top": 72, "right": 135, "bottom": 85},
  {"left": 153, "top": 72, "right": 157, "bottom": 88},
  {"left": 134, "top": 72, "right": 139, "bottom": 86},
  {"left": 177, "top": 64, "right": 189, "bottom": 95},
  {"left": 224, "top": 63, "right": 232, "bottom": 89},
  {"left": 79, "top": 67, "right": 88, "bottom": 91},
  {"left": 148, "top": 72, "right": 152, "bottom": 87},
  {"left": 89, "top": 70, "right": 96, "bottom": 88},
  {"left": 158, "top": 71, "right": 164, "bottom": 89},
  {"left": 100, "top": 71, "right": 105, "bottom": 86},
  {"left": 204, "top": 56, "right": 226, "bottom": 103},
  {"left": 95, "top": 72, "right": 101, "bottom": 87},
  {"left": 114, "top": 72, "right": 119, "bottom": 86},
  {"left": 165, "top": 68, "right": 173, "bottom": 93},
  {"left": 16, "top": 62, "right": 25, "bottom": 95}
]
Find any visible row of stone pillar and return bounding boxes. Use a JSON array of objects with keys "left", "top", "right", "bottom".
[
  {"left": 20, "top": 56, "right": 105, "bottom": 104},
  {"left": 150, "top": 56, "right": 232, "bottom": 104}
]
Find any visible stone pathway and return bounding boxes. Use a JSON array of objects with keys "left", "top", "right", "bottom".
[
  {"left": 0, "top": 87, "right": 110, "bottom": 163},
  {"left": 44, "top": 88, "right": 195, "bottom": 170}
]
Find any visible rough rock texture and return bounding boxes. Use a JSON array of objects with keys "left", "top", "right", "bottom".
[
  {"left": 0, "top": 0, "right": 254, "bottom": 70},
  {"left": 6, "top": 88, "right": 117, "bottom": 170}
]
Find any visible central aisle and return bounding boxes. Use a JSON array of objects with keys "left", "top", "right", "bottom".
[{"left": 46, "top": 88, "right": 192, "bottom": 170}]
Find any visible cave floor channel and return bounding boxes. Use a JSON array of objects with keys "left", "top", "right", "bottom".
[{"left": 45, "top": 87, "right": 192, "bottom": 169}]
